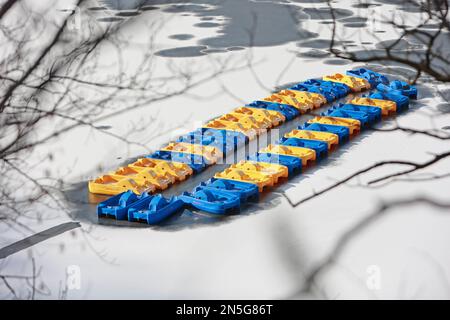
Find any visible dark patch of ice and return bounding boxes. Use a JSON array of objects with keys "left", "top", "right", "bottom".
[
  {"left": 169, "top": 34, "right": 195, "bottom": 40},
  {"left": 95, "top": 125, "right": 113, "bottom": 130},
  {"left": 101, "top": 0, "right": 146, "bottom": 10},
  {"left": 323, "top": 58, "right": 350, "bottom": 65},
  {"left": 194, "top": 22, "right": 221, "bottom": 28},
  {"left": 115, "top": 11, "right": 140, "bottom": 17},
  {"left": 352, "top": 2, "right": 381, "bottom": 8},
  {"left": 88, "top": 7, "right": 108, "bottom": 11},
  {"left": 296, "top": 49, "right": 330, "bottom": 58},
  {"left": 97, "top": 17, "right": 124, "bottom": 22},
  {"left": 163, "top": 4, "right": 209, "bottom": 13},
  {"left": 155, "top": 46, "right": 208, "bottom": 57},
  {"left": 290, "top": 0, "right": 328, "bottom": 3},
  {"left": 344, "top": 22, "right": 367, "bottom": 28},
  {"left": 227, "top": 46, "right": 245, "bottom": 51},
  {"left": 202, "top": 48, "right": 228, "bottom": 54},
  {"left": 341, "top": 16, "right": 368, "bottom": 23},
  {"left": 141, "top": 5, "right": 159, "bottom": 11}
]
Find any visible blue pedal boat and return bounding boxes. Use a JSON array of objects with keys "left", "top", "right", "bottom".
[
  {"left": 177, "top": 132, "right": 235, "bottom": 155},
  {"left": 303, "top": 79, "right": 351, "bottom": 99},
  {"left": 197, "top": 127, "right": 248, "bottom": 144},
  {"left": 147, "top": 150, "right": 209, "bottom": 173},
  {"left": 97, "top": 191, "right": 150, "bottom": 220},
  {"left": 332, "top": 104, "right": 382, "bottom": 124},
  {"left": 199, "top": 178, "right": 259, "bottom": 202},
  {"left": 184, "top": 128, "right": 248, "bottom": 154},
  {"left": 127, "top": 194, "right": 184, "bottom": 224},
  {"left": 247, "top": 100, "right": 300, "bottom": 121},
  {"left": 346, "top": 68, "right": 390, "bottom": 88},
  {"left": 179, "top": 187, "right": 241, "bottom": 214},
  {"left": 369, "top": 92, "right": 409, "bottom": 112},
  {"left": 247, "top": 152, "right": 302, "bottom": 176},
  {"left": 290, "top": 82, "right": 337, "bottom": 102},
  {"left": 323, "top": 109, "right": 371, "bottom": 128},
  {"left": 278, "top": 137, "right": 328, "bottom": 160},
  {"left": 377, "top": 80, "right": 417, "bottom": 99},
  {"left": 300, "top": 123, "right": 350, "bottom": 144}
]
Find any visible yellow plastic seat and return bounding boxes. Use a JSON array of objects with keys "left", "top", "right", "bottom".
[
  {"left": 263, "top": 93, "right": 314, "bottom": 114},
  {"left": 233, "top": 107, "right": 285, "bottom": 127},
  {"left": 258, "top": 144, "right": 316, "bottom": 166},
  {"left": 88, "top": 175, "right": 155, "bottom": 196},
  {"left": 214, "top": 168, "right": 273, "bottom": 192},
  {"left": 129, "top": 158, "right": 193, "bottom": 182},
  {"left": 278, "top": 89, "right": 326, "bottom": 108},
  {"left": 323, "top": 73, "right": 370, "bottom": 92},
  {"left": 349, "top": 97, "right": 397, "bottom": 116},
  {"left": 110, "top": 166, "right": 175, "bottom": 190},
  {"left": 231, "top": 160, "right": 288, "bottom": 183},
  {"left": 284, "top": 129, "right": 339, "bottom": 149},
  {"left": 307, "top": 116, "right": 361, "bottom": 135},
  {"left": 204, "top": 120, "right": 257, "bottom": 140},
  {"left": 161, "top": 142, "right": 222, "bottom": 163},
  {"left": 218, "top": 113, "right": 271, "bottom": 133}
]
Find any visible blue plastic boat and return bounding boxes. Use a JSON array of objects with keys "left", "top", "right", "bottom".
[
  {"left": 247, "top": 100, "right": 300, "bottom": 121},
  {"left": 147, "top": 150, "right": 209, "bottom": 173},
  {"left": 97, "top": 191, "right": 150, "bottom": 220},
  {"left": 179, "top": 187, "right": 241, "bottom": 214},
  {"left": 346, "top": 68, "right": 390, "bottom": 88},
  {"left": 278, "top": 137, "right": 328, "bottom": 160},
  {"left": 247, "top": 152, "right": 302, "bottom": 176},
  {"left": 303, "top": 79, "right": 351, "bottom": 99},
  {"left": 290, "top": 83, "right": 337, "bottom": 102},
  {"left": 377, "top": 80, "right": 417, "bottom": 99},
  {"left": 300, "top": 123, "right": 350, "bottom": 144},
  {"left": 331, "top": 104, "right": 382, "bottom": 124},
  {"left": 177, "top": 132, "right": 215, "bottom": 146},
  {"left": 177, "top": 132, "right": 235, "bottom": 155},
  {"left": 323, "top": 109, "right": 371, "bottom": 128},
  {"left": 369, "top": 92, "right": 409, "bottom": 112},
  {"left": 180, "top": 128, "right": 248, "bottom": 154},
  {"left": 199, "top": 178, "right": 259, "bottom": 202},
  {"left": 198, "top": 127, "right": 248, "bottom": 144},
  {"left": 127, "top": 194, "right": 184, "bottom": 224}
]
